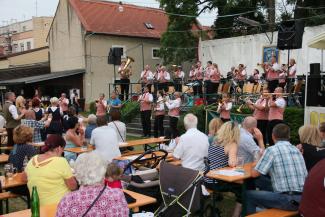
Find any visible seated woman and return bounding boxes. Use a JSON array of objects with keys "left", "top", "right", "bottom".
[
  {"left": 25, "top": 135, "right": 77, "bottom": 205},
  {"left": 85, "top": 114, "right": 97, "bottom": 140},
  {"left": 64, "top": 116, "right": 85, "bottom": 161},
  {"left": 208, "top": 118, "right": 223, "bottom": 145},
  {"left": 56, "top": 152, "right": 129, "bottom": 217},
  {"left": 320, "top": 122, "right": 325, "bottom": 147},
  {"left": 298, "top": 124, "right": 324, "bottom": 171},
  {"left": 9, "top": 125, "right": 38, "bottom": 171},
  {"left": 204, "top": 121, "right": 242, "bottom": 217}
]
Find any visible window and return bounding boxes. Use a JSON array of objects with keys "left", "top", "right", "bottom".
[
  {"left": 144, "top": 22, "right": 154, "bottom": 29},
  {"left": 26, "top": 41, "right": 31, "bottom": 50},
  {"left": 20, "top": 43, "right": 24, "bottom": 51},
  {"left": 152, "top": 47, "right": 160, "bottom": 59},
  {"left": 112, "top": 45, "right": 126, "bottom": 58}
]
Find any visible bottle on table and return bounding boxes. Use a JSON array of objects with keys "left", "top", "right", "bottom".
[{"left": 31, "top": 186, "right": 40, "bottom": 217}]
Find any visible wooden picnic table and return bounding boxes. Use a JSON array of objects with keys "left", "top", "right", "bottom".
[
  {"left": 0, "top": 154, "right": 9, "bottom": 164},
  {"left": 2, "top": 189, "right": 157, "bottom": 216},
  {"left": 64, "top": 137, "right": 169, "bottom": 155},
  {"left": 1, "top": 173, "right": 26, "bottom": 190}
]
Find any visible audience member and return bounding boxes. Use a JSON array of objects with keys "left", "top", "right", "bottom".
[
  {"left": 105, "top": 162, "right": 123, "bottom": 189},
  {"left": 85, "top": 114, "right": 97, "bottom": 140},
  {"left": 208, "top": 118, "right": 223, "bottom": 145},
  {"left": 25, "top": 135, "right": 78, "bottom": 205},
  {"left": 108, "top": 111, "right": 126, "bottom": 143},
  {"left": 56, "top": 152, "right": 128, "bottom": 217},
  {"left": 90, "top": 116, "right": 121, "bottom": 162},
  {"left": 21, "top": 110, "right": 48, "bottom": 143},
  {"left": 298, "top": 124, "right": 324, "bottom": 171},
  {"left": 238, "top": 116, "right": 265, "bottom": 163},
  {"left": 46, "top": 97, "right": 63, "bottom": 135},
  {"left": 173, "top": 113, "right": 209, "bottom": 171},
  {"left": 246, "top": 124, "right": 307, "bottom": 214},
  {"left": 3, "top": 92, "right": 25, "bottom": 147},
  {"left": 62, "top": 106, "right": 76, "bottom": 133},
  {"left": 64, "top": 116, "right": 84, "bottom": 161},
  {"left": 31, "top": 98, "right": 45, "bottom": 121},
  {"left": 16, "top": 96, "right": 27, "bottom": 114},
  {"left": 299, "top": 159, "right": 325, "bottom": 217},
  {"left": 320, "top": 122, "right": 325, "bottom": 146},
  {"left": 204, "top": 121, "right": 241, "bottom": 217},
  {"left": 9, "top": 125, "right": 37, "bottom": 171}
]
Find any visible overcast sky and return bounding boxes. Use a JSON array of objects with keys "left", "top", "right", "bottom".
[{"left": 0, "top": 0, "right": 217, "bottom": 26}]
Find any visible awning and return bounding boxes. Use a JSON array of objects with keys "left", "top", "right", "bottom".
[
  {"left": 0, "top": 69, "right": 85, "bottom": 85},
  {"left": 308, "top": 32, "right": 325, "bottom": 49}
]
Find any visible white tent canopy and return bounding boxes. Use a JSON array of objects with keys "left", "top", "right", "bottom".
[{"left": 308, "top": 32, "right": 325, "bottom": 49}]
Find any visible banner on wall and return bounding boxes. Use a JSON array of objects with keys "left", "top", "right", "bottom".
[{"left": 304, "top": 106, "right": 325, "bottom": 126}]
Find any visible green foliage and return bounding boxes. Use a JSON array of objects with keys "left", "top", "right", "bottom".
[
  {"left": 121, "top": 101, "right": 140, "bottom": 123},
  {"left": 159, "top": 0, "right": 199, "bottom": 64},
  {"left": 284, "top": 107, "right": 304, "bottom": 145},
  {"left": 89, "top": 101, "right": 96, "bottom": 114}
]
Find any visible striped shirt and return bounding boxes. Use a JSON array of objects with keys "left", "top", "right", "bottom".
[
  {"left": 255, "top": 141, "right": 307, "bottom": 192},
  {"left": 204, "top": 144, "right": 228, "bottom": 184}
]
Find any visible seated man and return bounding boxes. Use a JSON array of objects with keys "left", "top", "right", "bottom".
[
  {"left": 299, "top": 159, "right": 325, "bottom": 217},
  {"left": 238, "top": 116, "right": 265, "bottom": 163},
  {"left": 246, "top": 123, "right": 307, "bottom": 214},
  {"left": 173, "top": 113, "right": 209, "bottom": 171}
]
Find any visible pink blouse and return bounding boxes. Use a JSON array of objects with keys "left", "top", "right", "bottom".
[{"left": 56, "top": 185, "right": 129, "bottom": 217}]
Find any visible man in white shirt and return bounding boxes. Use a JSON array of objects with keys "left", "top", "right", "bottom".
[
  {"left": 173, "top": 113, "right": 209, "bottom": 171},
  {"left": 165, "top": 92, "right": 181, "bottom": 138},
  {"left": 90, "top": 116, "right": 121, "bottom": 162},
  {"left": 140, "top": 65, "right": 154, "bottom": 91}
]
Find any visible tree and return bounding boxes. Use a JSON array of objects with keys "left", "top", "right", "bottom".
[
  {"left": 159, "top": 0, "right": 199, "bottom": 65},
  {"left": 288, "top": 0, "right": 325, "bottom": 26}
]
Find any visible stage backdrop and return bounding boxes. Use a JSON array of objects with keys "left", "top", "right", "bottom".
[{"left": 199, "top": 24, "right": 325, "bottom": 77}]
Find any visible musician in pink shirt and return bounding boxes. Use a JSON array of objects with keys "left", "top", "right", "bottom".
[
  {"left": 237, "top": 64, "right": 247, "bottom": 92},
  {"left": 263, "top": 56, "right": 280, "bottom": 93},
  {"left": 265, "top": 87, "right": 286, "bottom": 146},
  {"left": 193, "top": 61, "right": 203, "bottom": 97},
  {"left": 217, "top": 94, "right": 233, "bottom": 122},
  {"left": 140, "top": 64, "right": 154, "bottom": 91},
  {"left": 204, "top": 61, "right": 212, "bottom": 100},
  {"left": 165, "top": 92, "right": 182, "bottom": 138},
  {"left": 279, "top": 64, "right": 287, "bottom": 89},
  {"left": 210, "top": 63, "right": 221, "bottom": 96},
  {"left": 188, "top": 65, "right": 196, "bottom": 81},
  {"left": 95, "top": 93, "right": 107, "bottom": 117},
  {"left": 157, "top": 66, "right": 170, "bottom": 93},
  {"left": 287, "top": 58, "right": 297, "bottom": 93},
  {"left": 247, "top": 89, "right": 269, "bottom": 143},
  {"left": 174, "top": 66, "right": 185, "bottom": 92},
  {"left": 138, "top": 86, "right": 153, "bottom": 137}
]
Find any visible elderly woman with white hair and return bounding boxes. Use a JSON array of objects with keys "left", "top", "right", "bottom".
[
  {"left": 46, "top": 97, "right": 63, "bottom": 135},
  {"left": 56, "top": 152, "right": 129, "bottom": 217},
  {"left": 85, "top": 114, "right": 97, "bottom": 139},
  {"left": 173, "top": 113, "right": 209, "bottom": 171}
]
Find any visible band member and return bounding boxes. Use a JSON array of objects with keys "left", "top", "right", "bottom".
[
  {"left": 217, "top": 93, "right": 232, "bottom": 123},
  {"left": 194, "top": 61, "right": 203, "bottom": 97},
  {"left": 265, "top": 87, "right": 286, "bottom": 146},
  {"left": 188, "top": 64, "right": 196, "bottom": 81},
  {"left": 153, "top": 63, "right": 161, "bottom": 97},
  {"left": 236, "top": 64, "right": 247, "bottom": 92},
  {"left": 279, "top": 64, "right": 287, "bottom": 89},
  {"left": 210, "top": 63, "right": 221, "bottom": 97},
  {"left": 59, "top": 93, "right": 69, "bottom": 116},
  {"left": 165, "top": 91, "right": 181, "bottom": 138},
  {"left": 95, "top": 93, "right": 107, "bottom": 117},
  {"left": 287, "top": 58, "right": 297, "bottom": 93},
  {"left": 204, "top": 61, "right": 212, "bottom": 99},
  {"left": 138, "top": 86, "right": 153, "bottom": 137},
  {"left": 140, "top": 65, "right": 154, "bottom": 91},
  {"left": 227, "top": 66, "right": 235, "bottom": 80},
  {"left": 157, "top": 66, "right": 170, "bottom": 93},
  {"left": 246, "top": 88, "right": 269, "bottom": 143},
  {"left": 118, "top": 60, "right": 132, "bottom": 101},
  {"left": 154, "top": 90, "right": 165, "bottom": 138},
  {"left": 264, "top": 56, "right": 280, "bottom": 93},
  {"left": 174, "top": 66, "right": 185, "bottom": 92}
]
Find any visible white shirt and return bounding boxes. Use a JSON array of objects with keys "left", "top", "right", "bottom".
[
  {"left": 108, "top": 121, "right": 126, "bottom": 143},
  {"left": 274, "top": 97, "right": 286, "bottom": 108},
  {"left": 90, "top": 126, "right": 121, "bottom": 162},
  {"left": 138, "top": 93, "right": 153, "bottom": 102},
  {"left": 272, "top": 63, "right": 281, "bottom": 72},
  {"left": 175, "top": 71, "right": 185, "bottom": 79},
  {"left": 173, "top": 128, "right": 209, "bottom": 171},
  {"left": 0, "top": 115, "right": 6, "bottom": 128},
  {"left": 288, "top": 64, "right": 297, "bottom": 78},
  {"left": 8, "top": 104, "right": 19, "bottom": 119},
  {"left": 157, "top": 71, "right": 171, "bottom": 81},
  {"left": 217, "top": 102, "right": 232, "bottom": 113},
  {"left": 140, "top": 70, "right": 154, "bottom": 81}
]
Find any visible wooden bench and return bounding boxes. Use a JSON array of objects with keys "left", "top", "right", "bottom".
[
  {"left": 121, "top": 150, "right": 144, "bottom": 156},
  {"left": 0, "top": 192, "right": 20, "bottom": 214},
  {"left": 247, "top": 208, "right": 299, "bottom": 217}
]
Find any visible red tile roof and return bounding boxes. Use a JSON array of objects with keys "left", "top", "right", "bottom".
[{"left": 69, "top": 0, "right": 169, "bottom": 39}]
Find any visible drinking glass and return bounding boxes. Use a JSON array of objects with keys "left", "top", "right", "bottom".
[
  {"left": 4, "top": 163, "right": 13, "bottom": 178},
  {"left": 236, "top": 156, "right": 244, "bottom": 170},
  {"left": 81, "top": 140, "right": 88, "bottom": 151}
]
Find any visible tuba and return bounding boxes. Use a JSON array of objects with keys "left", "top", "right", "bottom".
[{"left": 120, "top": 56, "right": 135, "bottom": 77}]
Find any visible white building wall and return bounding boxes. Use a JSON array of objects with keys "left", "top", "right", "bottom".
[{"left": 199, "top": 24, "right": 325, "bottom": 77}]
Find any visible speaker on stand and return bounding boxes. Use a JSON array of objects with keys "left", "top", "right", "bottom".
[
  {"left": 108, "top": 47, "right": 124, "bottom": 92},
  {"left": 306, "top": 63, "right": 325, "bottom": 107}
]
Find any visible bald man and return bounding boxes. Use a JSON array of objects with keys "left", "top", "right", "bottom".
[{"left": 238, "top": 116, "right": 265, "bottom": 164}]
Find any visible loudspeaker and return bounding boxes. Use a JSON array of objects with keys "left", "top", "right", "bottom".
[
  {"left": 310, "top": 63, "right": 321, "bottom": 75},
  {"left": 306, "top": 75, "right": 322, "bottom": 106},
  {"left": 277, "top": 20, "right": 304, "bottom": 50},
  {"left": 107, "top": 48, "right": 123, "bottom": 65}
]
